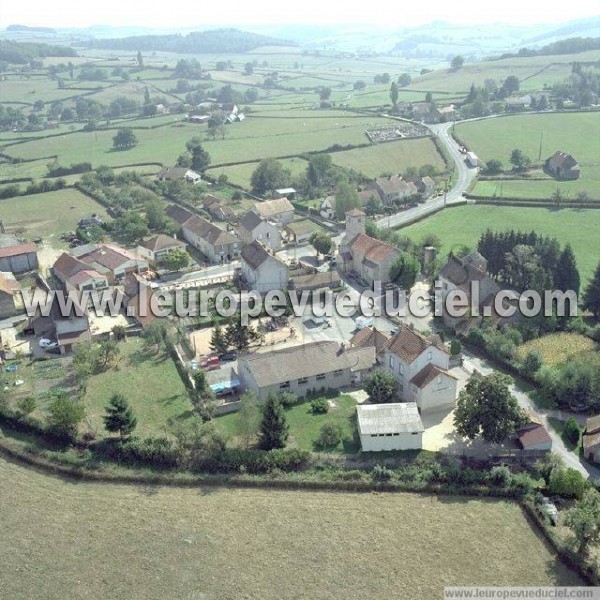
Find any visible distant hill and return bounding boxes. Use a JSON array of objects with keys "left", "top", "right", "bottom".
[
  {"left": 6, "top": 24, "right": 56, "bottom": 34},
  {"left": 0, "top": 40, "right": 76, "bottom": 64},
  {"left": 92, "top": 28, "right": 295, "bottom": 53},
  {"left": 497, "top": 36, "right": 600, "bottom": 59}
]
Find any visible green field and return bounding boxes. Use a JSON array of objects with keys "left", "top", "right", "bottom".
[
  {"left": 208, "top": 156, "right": 308, "bottom": 189},
  {"left": 401, "top": 205, "right": 600, "bottom": 283},
  {"left": 214, "top": 394, "right": 359, "bottom": 453},
  {"left": 0, "top": 456, "right": 582, "bottom": 600},
  {"left": 82, "top": 338, "right": 194, "bottom": 438},
  {"left": 330, "top": 138, "right": 446, "bottom": 178},
  {"left": 0, "top": 188, "right": 108, "bottom": 242},
  {"left": 455, "top": 112, "right": 600, "bottom": 198},
  {"left": 3, "top": 113, "right": 396, "bottom": 169}
]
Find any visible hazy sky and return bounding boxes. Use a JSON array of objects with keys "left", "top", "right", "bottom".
[{"left": 1, "top": 0, "right": 599, "bottom": 29}]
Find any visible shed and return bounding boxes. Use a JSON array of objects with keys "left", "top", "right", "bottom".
[{"left": 357, "top": 402, "right": 423, "bottom": 452}]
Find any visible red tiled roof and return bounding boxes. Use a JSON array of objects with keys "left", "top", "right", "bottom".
[
  {"left": 410, "top": 363, "right": 457, "bottom": 389},
  {"left": 386, "top": 324, "right": 447, "bottom": 364},
  {"left": 349, "top": 326, "right": 390, "bottom": 356},
  {"left": 348, "top": 233, "right": 398, "bottom": 263},
  {"left": 0, "top": 242, "right": 37, "bottom": 259},
  {"left": 517, "top": 424, "right": 551, "bottom": 449}
]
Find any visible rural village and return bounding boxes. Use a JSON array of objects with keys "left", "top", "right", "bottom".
[{"left": 0, "top": 17, "right": 600, "bottom": 599}]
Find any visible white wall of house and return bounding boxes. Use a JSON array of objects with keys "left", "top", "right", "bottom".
[
  {"left": 240, "top": 256, "right": 289, "bottom": 293},
  {"left": 413, "top": 374, "right": 457, "bottom": 412},
  {"left": 359, "top": 431, "right": 423, "bottom": 452},
  {"left": 241, "top": 221, "right": 282, "bottom": 252},
  {"left": 384, "top": 346, "right": 450, "bottom": 401}
]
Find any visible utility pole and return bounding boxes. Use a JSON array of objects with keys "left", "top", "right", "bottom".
[{"left": 538, "top": 132, "right": 543, "bottom": 161}]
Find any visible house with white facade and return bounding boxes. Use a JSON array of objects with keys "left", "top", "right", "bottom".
[
  {"left": 137, "top": 234, "right": 186, "bottom": 263},
  {"left": 239, "top": 240, "right": 289, "bottom": 293},
  {"left": 237, "top": 211, "right": 282, "bottom": 251},
  {"left": 383, "top": 324, "right": 457, "bottom": 413},
  {"left": 181, "top": 216, "right": 239, "bottom": 263}
]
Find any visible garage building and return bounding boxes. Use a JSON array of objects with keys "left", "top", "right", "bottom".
[{"left": 357, "top": 402, "right": 424, "bottom": 452}]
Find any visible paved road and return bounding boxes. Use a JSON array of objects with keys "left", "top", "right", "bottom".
[{"left": 374, "top": 122, "right": 477, "bottom": 230}]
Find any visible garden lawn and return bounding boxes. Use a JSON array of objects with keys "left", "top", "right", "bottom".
[
  {"left": 214, "top": 394, "right": 360, "bottom": 453},
  {"left": 400, "top": 205, "right": 600, "bottom": 283},
  {"left": 82, "top": 338, "right": 194, "bottom": 438}
]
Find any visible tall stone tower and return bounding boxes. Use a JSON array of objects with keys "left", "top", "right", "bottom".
[{"left": 345, "top": 208, "right": 366, "bottom": 242}]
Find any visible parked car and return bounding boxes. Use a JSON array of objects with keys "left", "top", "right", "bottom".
[
  {"left": 39, "top": 338, "right": 59, "bottom": 349},
  {"left": 355, "top": 316, "right": 374, "bottom": 330},
  {"left": 200, "top": 356, "right": 221, "bottom": 370},
  {"left": 5, "top": 364, "right": 18, "bottom": 373},
  {"left": 219, "top": 352, "right": 237, "bottom": 362}
]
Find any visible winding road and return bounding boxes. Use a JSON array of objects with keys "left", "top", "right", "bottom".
[{"left": 375, "top": 121, "right": 477, "bottom": 230}]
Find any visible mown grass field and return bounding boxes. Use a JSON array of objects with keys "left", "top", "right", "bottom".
[
  {"left": 82, "top": 338, "right": 193, "bottom": 438},
  {"left": 400, "top": 205, "right": 600, "bottom": 283},
  {"left": 330, "top": 138, "right": 446, "bottom": 178},
  {"left": 0, "top": 456, "right": 582, "bottom": 600},
  {"left": 516, "top": 333, "right": 599, "bottom": 367},
  {"left": 455, "top": 112, "right": 600, "bottom": 198},
  {"left": 3, "top": 112, "right": 395, "bottom": 168},
  {"left": 0, "top": 188, "right": 109, "bottom": 242},
  {"left": 214, "top": 394, "right": 360, "bottom": 453}
]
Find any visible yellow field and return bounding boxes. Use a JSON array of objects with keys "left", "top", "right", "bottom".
[{"left": 517, "top": 333, "right": 598, "bottom": 366}]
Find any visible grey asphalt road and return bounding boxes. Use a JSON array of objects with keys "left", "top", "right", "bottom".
[{"left": 374, "top": 121, "right": 477, "bottom": 230}]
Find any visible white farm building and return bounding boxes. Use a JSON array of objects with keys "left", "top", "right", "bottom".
[{"left": 357, "top": 403, "right": 424, "bottom": 452}]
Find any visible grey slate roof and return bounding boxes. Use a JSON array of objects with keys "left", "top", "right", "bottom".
[{"left": 357, "top": 402, "right": 424, "bottom": 435}]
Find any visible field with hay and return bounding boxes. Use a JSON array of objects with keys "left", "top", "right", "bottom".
[{"left": 0, "top": 456, "right": 582, "bottom": 600}]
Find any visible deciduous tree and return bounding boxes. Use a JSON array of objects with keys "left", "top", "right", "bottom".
[{"left": 364, "top": 368, "right": 398, "bottom": 404}]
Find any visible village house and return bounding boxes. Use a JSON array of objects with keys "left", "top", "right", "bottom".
[
  {"left": 340, "top": 209, "right": 400, "bottom": 285},
  {"left": 238, "top": 340, "right": 375, "bottom": 401},
  {"left": 320, "top": 190, "right": 377, "bottom": 220},
  {"left": 438, "top": 250, "right": 502, "bottom": 330},
  {"left": 545, "top": 151, "right": 581, "bottom": 180},
  {"left": 239, "top": 240, "right": 288, "bottom": 293},
  {"left": 137, "top": 234, "right": 186, "bottom": 263},
  {"left": 53, "top": 253, "right": 109, "bottom": 292},
  {"left": 252, "top": 197, "right": 294, "bottom": 224},
  {"left": 438, "top": 105, "right": 456, "bottom": 121},
  {"left": 203, "top": 195, "right": 235, "bottom": 222},
  {"left": 0, "top": 271, "right": 23, "bottom": 319},
  {"left": 373, "top": 175, "right": 418, "bottom": 206},
  {"left": 237, "top": 211, "right": 282, "bottom": 251},
  {"left": 357, "top": 403, "right": 424, "bottom": 452},
  {"left": 157, "top": 167, "right": 202, "bottom": 185},
  {"left": 0, "top": 234, "right": 38, "bottom": 274},
  {"left": 73, "top": 244, "right": 148, "bottom": 284},
  {"left": 411, "top": 102, "right": 437, "bottom": 122},
  {"left": 180, "top": 216, "right": 239, "bottom": 263},
  {"left": 411, "top": 176, "right": 436, "bottom": 198},
  {"left": 383, "top": 324, "right": 457, "bottom": 413},
  {"left": 349, "top": 326, "right": 391, "bottom": 363}
]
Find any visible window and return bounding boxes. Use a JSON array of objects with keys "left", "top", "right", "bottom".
[
  {"left": 399, "top": 363, "right": 404, "bottom": 375},
  {"left": 298, "top": 377, "right": 308, "bottom": 385},
  {"left": 279, "top": 381, "right": 290, "bottom": 389},
  {"left": 385, "top": 433, "right": 393, "bottom": 437},
  {"left": 316, "top": 374, "right": 326, "bottom": 381},
  {"left": 333, "top": 369, "right": 343, "bottom": 377},
  {"left": 411, "top": 432, "right": 419, "bottom": 436},
  {"left": 427, "top": 351, "right": 432, "bottom": 361},
  {"left": 389, "top": 355, "right": 394, "bottom": 368}
]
